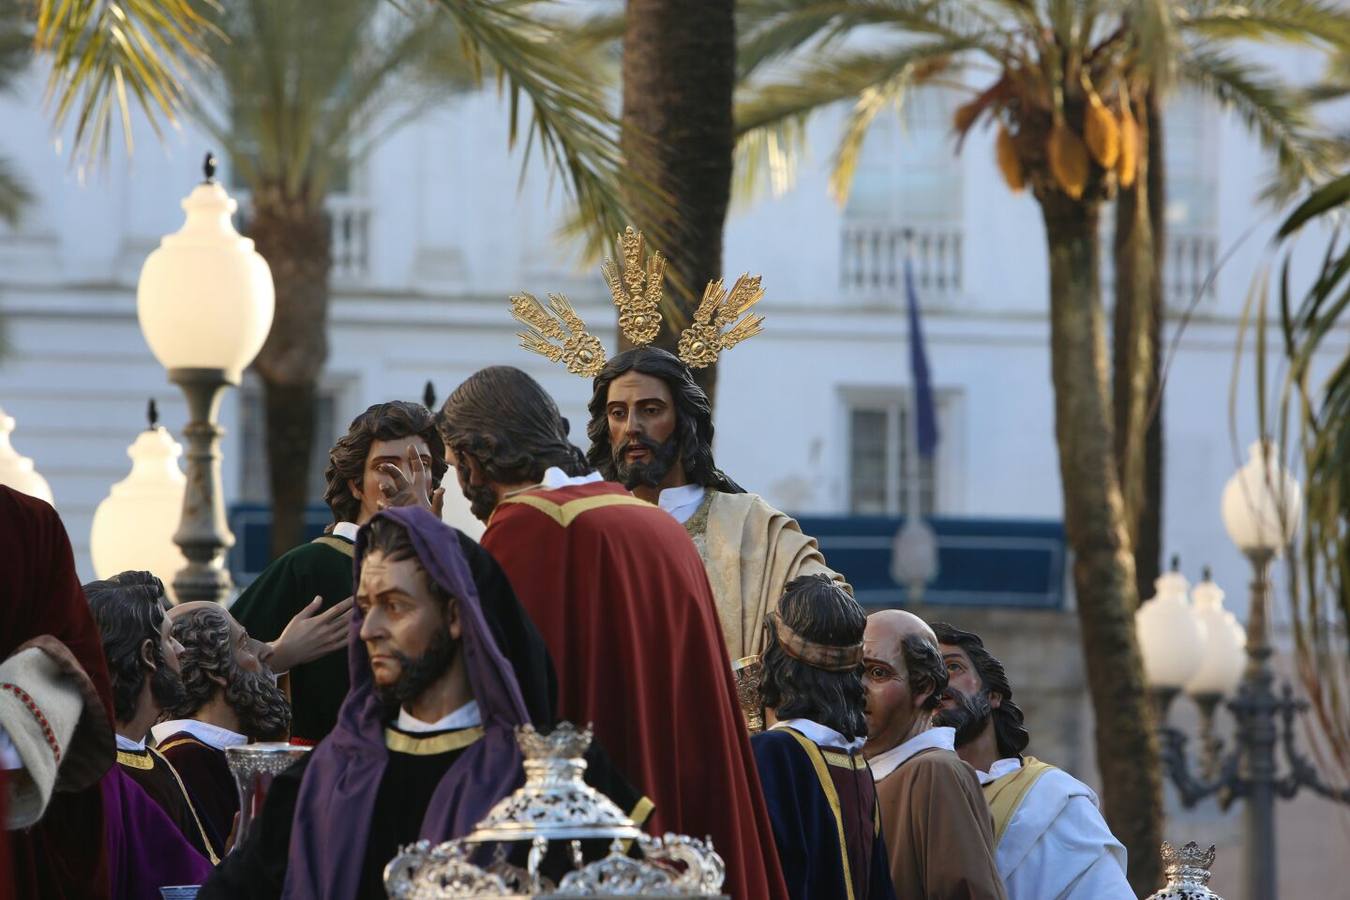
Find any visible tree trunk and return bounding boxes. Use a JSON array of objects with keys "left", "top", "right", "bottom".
[
  {"left": 1042, "top": 194, "right": 1164, "bottom": 894},
  {"left": 620, "top": 0, "right": 735, "bottom": 406},
  {"left": 1111, "top": 90, "right": 1163, "bottom": 605},
  {"left": 1141, "top": 90, "right": 1166, "bottom": 602},
  {"left": 246, "top": 184, "right": 332, "bottom": 561}
]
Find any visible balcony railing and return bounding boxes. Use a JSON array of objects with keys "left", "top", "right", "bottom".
[
  {"left": 235, "top": 194, "right": 371, "bottom": 284},
  {"left": 841, "top": 222, "right": 962, "bottom": 301},
  {"left": 1166, "top": 231, "right": 1217, "bottom": 307}
]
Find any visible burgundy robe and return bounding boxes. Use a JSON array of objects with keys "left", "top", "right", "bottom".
[
  {"left": 483, "top": 481, "right": 789, "bottom": 900},
  {"left": 155, "top": 733, "right": 236, "bottom": 858},
  {"left": 0, "top": 486, "right": 115, "bottom": 900}
]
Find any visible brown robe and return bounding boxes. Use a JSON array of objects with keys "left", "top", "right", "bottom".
[{"left": 874, "top": 747, "right": 1007, "bottom": 900}]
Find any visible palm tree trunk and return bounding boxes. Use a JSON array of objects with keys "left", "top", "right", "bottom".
[
  {"left": 620, "top": 0, "right": 735, "bottom": 406},
  {"left": 1042, "top": 193, "right": 1164, "bottom": 894},
  {"left": 1112, "top": 91, "right": 1164, "bottom": 603},
  {"left": 246, "top": 184, "right": 332, "bottom": 561}
]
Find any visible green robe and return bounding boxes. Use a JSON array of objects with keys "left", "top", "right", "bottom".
[{"left": 230, "top": 535, "right": 354, "bottom": 743}]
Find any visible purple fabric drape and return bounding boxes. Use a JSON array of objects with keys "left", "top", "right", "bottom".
[{"left": 282, "top": 507, "right": 530, "bottom": 900}]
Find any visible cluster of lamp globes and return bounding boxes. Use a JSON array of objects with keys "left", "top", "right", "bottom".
[{"left": 1135, "top": 441, "right": 1303, "bottom": 701}]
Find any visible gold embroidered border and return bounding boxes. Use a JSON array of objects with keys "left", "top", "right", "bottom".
[
  {"left": 781, "top": 727, "right": 856, "bottom": 900},
  {"left": 384, "top": 726, "right": 484, "bottom": 756},
  {"left": 116, "top": 749, "right": 154, "bottom": 770},
  {"left": 496, "top": 492, "right": 651, "bottom": 528},
  {"left": 312, "top": 535, "right": 355, "bottom": 558},
  {"left": 151, "top": 746, "right": 222, "bottom": 864}
]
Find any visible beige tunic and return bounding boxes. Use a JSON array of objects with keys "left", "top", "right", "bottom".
[
  {"left": 684, "top": 490, "right": 850, "bottom": 659},
  {"left": 874, "top": 748, "right": 1008, "bottom": 900}
]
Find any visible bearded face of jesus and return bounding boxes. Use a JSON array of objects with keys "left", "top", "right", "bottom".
[
  {"left": 357, "top": 533, "right": 462, "bottom": 716},
  {"left": 604, "top": 370, "right": 684, "bottom": 491}
]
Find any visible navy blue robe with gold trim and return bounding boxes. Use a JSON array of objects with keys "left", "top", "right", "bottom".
[{"left": 752, "top": 727, "right": 897, "bottom": 900}]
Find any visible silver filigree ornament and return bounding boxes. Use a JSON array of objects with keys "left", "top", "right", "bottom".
[
  {"left": 385, "top": 723, "right": 727, "bottom": 898},
  {"left": 1144, "top": 841, "right": 1225, "bottom": 900}
]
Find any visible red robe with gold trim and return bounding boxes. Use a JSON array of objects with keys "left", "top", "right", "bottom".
[{"left": 483, "top": 481, "right": 788, "bottom": 900}]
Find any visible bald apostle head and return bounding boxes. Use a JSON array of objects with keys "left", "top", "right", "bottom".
[{"left": 861, "top": 609, "right": 948, "bottom": 758}]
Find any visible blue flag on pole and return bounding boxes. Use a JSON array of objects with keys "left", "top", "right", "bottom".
[{"left": 904, "top": 257, "right": 940, "bottom": 458}]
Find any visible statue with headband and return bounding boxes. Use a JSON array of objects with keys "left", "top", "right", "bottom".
[
  {"left": 749, "top": 574, "right": 895, "bottom": 899},
  {"left": 509, "top": 227, "right": 850, "bottom": 670}
]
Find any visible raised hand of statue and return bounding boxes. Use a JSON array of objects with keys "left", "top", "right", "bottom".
[
  {"left": 375, "top": 444, "right": 445, "bottom": 518},
  {"left": 269, "top": 595, "right": 355, "bottom": 673}
]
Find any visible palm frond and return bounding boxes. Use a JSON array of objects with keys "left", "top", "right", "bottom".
[
  {"left": 738, "top": 0, "right": 1003, "bottom": 77},
  {"left": 438, "top": 0, "right": 661, "bottom": 262},
  {"left": 33, "top": 0, "right": 216, "bottom": 168},
  {"left": 1177, "top": 0, "right": 1350, "bottom": 47},
  {"left": 1265, "top": 175, "right": 1350, "bottom": 782},
  {"left": 1178, "top": 45, "right": 1338, "bottom": 198}
]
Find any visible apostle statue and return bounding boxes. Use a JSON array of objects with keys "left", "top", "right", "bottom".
[
  {"left": 862, "top": 610, "right": 1007, "bottom": 900},
  {"left": 933, "top": 623, "right": 1133, "bottom": 900},
  {"left": 751, "top": 575, "right": 896, "bottom": 900},
  {"left": 231, "top": 400, "right": 443, "bottom": 744},
  {"left": 152, "top": 603, "right": 291, "bottom": 858},
  {"left": 200, "top": 507, "right": 640, "bottom": 900},
  {"left": 86, "top": 571, "right": 218, "bottom": 862}
]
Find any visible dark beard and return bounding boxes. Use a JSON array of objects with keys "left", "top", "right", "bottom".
[
  {"left": 376, "top": 626, "right": 458, "bottom": 718},
  {"left": 458, "top": 461, "right": 499, "bottom": 522},
  {"left": 149, "top": 663, "right": 188, "bottom": 714},
  {"left": 224, "top": 663, "right": 292, "bottom": 741},
  {"left": 933, "top": 688, "right": 993, "bottom": 749},
  {"left": 612, "top": 434, "right": 680, "bottom": 490}
]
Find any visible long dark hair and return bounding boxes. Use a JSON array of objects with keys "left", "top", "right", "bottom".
[
  {"left": 585, "top": 347, "right": 743, "bottom": 493},
  {"left": 760, "top": 574, "right": 868, "bottom": 740},
  {"left": 439, "top": 366, "right": 589, "bottom": 485},
  {"left": 85, "top": 571, "right": 171, "bottom": 723},
  {"left": 931, "top": 622, "right": 1030, "bottom": 757},
  {"left": 903, "top": 633, "right": 949, "bottom": 711},
  {"left": 324, "top": 401, "right": 447, "bottom": 524}
]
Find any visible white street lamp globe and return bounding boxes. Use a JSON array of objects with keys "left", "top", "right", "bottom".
[
  {"left": 90, "top": 423, "right": 188, "bottom": 602},
  {"left": 1136, "top": 565, "right": 1207, "bottom": 690},
  {"left": 0, "top": 407, "right": 54, "bottom": 505},
  {"left": 1185, "top": 569, "right": 1246, "bottom": 698},
  {"left": 136, "top": 157, "right": 274, "bottom": 381},
  {"left": 1220, "top": 440, "right": 1302, "bottom": 555}
]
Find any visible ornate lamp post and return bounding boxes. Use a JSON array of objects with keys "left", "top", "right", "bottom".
[
  {"left": 136, "top": 154, "right": 275, "bottom": 603},
  {"left": 90, "top": 400, "right": 189, "bottom": 601},
  {"left": 1144, "top": 441, "right": 1350, "bottom": 900}
]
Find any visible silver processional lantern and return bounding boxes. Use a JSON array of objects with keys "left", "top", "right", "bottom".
[{"left": 384, "top": 723, "right": 727, "bottom": 898}]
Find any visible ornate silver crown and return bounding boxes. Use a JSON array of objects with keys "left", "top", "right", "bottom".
[
  {"left": 1144, "top": 841, "right": 1224, "bottom": 900},
  {"left": 384, "top": 723, "right": 726, "bottom": 898}
]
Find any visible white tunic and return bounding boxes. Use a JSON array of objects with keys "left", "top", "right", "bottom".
[{"left": 978, "top": 758, "right": 1134, "bottom": 900}]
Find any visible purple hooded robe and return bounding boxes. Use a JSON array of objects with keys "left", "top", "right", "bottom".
[{"left": 280, "top": 507, "right": 531, "bottom": 900}]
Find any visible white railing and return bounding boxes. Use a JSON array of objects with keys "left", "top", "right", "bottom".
[
  {"left": 1166, "top": 231, "right": 1217, "bottom": 307},
  {"left": 841, "top": 222, "right": 962, "bottom": 301},
  {"left": 234, "top": 194, "right": 371, "bottom": 284}
]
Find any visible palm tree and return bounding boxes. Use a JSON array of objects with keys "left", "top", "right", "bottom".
[
  {"left": 189, "top": 0, "right": 640, "bottom": 558},
  {"left": 620, "top": 0, "right": 737, "bottom": 401},
  {"left": 735, "top": 1, "right": 1347, "bottom": 890}
]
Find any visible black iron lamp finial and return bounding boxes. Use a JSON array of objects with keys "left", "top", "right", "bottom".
[
  {"left": 203, "top": 152, "right": 217, "bottom": 184},
  {"left": 147, "top": 398, "right": 159, "bottom": 430},
  {"left": 423, "top": 380, "right": 436, "bottom": 410},
  {"left": 1201, "top": 564, "right": 1212, "bottom": 582},
  {"left": 1170, "top": 554, "right": 1181, "bottom": 573}
]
